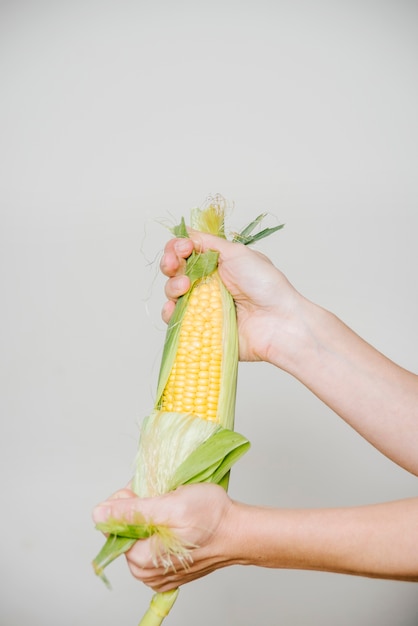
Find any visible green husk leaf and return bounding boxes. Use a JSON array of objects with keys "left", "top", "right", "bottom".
[
  {"left": 169, "top": 214, "right": 219, "bottom": 284},
  {"left": 92, "top": 535, "right": 137, "bottom": 588},
  {"left": 184, "top": 250, "right": 219, "bottom": 284},
  {"left": 233, "top": 222, "right": 285, "bottom": 245},
  {"left": 155, "top": 289, "right": 192, "bottom": 405},
  {"left": 95, "top": 517, "right": 158, "bottom": 540},
  {"left": 234, "top": 213, "right": 268, "bottom": 238},
  {"left": 207, "top": 437, "right": 251, "bottom": 485},
  {"left": 170, "top": 429, "right": 250, "bottom": 490},
  {"left": 216, "top": 471, "right": 231, "bottom": 491},
  {"left": 170, "top": 216, "right": 188, "bottom": 238}
]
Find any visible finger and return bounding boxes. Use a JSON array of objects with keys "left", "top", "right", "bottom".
[
  {"left": 164, "top": 274, "right": 190, "bottom": 300},
  {"left": 92, "top": 486, "right": 136, "bottom": 524},
  {"left": 161, "top": 274, "right": 191, "bottom": 325},
  {"left": 188, "top": 230, "right": 228, "bottom": 255},
  {"left": 125, "top": 537, "right": 156, "bottom": 571},
  {"left": 126, "top": 547, "right": 189, "bottom": 591},
  {"left": 160, "top": 238, "right": 194, "bottom": 277},
  {"left": 92, "top": 495, "right": 141, "bottom": 525},
  {"left": 127, "top": 558, "right": 179, "bottom": 591},
  {"left": 129, "top": 567, "right": 181, "bottom": 592},
  {"left": 173, "top": 237, "right": 194, "bottom": 258},
  {"left": 159, "top": 244, "right": 182, "bottom": 277},
  {"left": 161, "top": 300, "right": 176, "bottom": 325},
  {"left": 93, "top": 492, "right": 168, "bottom": 526}
]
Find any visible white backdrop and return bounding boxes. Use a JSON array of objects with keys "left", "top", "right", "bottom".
[{"left": 1, "top": 2, "right": 417, "bottom": 625}]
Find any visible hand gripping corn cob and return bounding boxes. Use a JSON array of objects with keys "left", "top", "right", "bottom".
[{"left": 92, "top": 197, "right": 284, "bottom": 625}]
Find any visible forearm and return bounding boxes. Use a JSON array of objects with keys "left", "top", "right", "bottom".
[
  {"left": 270, "top": 298, "right": 418, "bottom": 475},
  {"left": 227, "top": 497, "right": 418, "bottom": 581}
]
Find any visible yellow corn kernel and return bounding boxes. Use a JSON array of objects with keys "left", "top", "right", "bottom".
[{"left": 160, "top": 275, "right": 223, "bottom": 422}]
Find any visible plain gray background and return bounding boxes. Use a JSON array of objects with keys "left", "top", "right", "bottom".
[{"left": 1, "top": 1, "right": 417, "bottom": 624}]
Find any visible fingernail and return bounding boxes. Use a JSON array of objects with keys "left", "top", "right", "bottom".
[{"left": 93, "top": 505, "right": 111, "bottom": 524}]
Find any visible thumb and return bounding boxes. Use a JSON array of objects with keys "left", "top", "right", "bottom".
[
  {"left": 92, "top": 492, "right": 164, "bottom": 526},
  {"left": 189, "top": 229, "right": 240, "bottom": 259}
]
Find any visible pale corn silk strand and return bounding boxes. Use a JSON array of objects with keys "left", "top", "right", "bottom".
[
  {"left": 133, "top": 411, "right": 220, "bottom": 498},
  {"left": 92, "top": 197, "right": 283, "bottom": 625}
]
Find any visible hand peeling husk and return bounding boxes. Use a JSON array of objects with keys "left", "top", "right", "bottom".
[{"left": 96, "top": 514, "right": 196, "bottom": 571}]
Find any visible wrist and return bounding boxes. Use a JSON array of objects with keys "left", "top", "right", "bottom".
[
  {"left": 221, "top": 501, "right": 281, "bottom": 568},
  {"left": 263, "top": 294, "right": 328, "bottom": 376},
  {"left": 219, "top": 500, "right": 253, "bottom": 566}
]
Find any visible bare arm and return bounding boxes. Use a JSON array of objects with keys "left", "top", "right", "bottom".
[
  {"left": 281, "top": 300, "right": 418, "bottom": 476},
  {"left": 93, "top": 484, "right": 418, "bottom": 591}
]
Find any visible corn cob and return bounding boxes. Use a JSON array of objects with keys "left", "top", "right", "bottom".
[
  {"left": 159, "top": 276, "right": 224, "bottom": 421},
  {"left": 92, "top": 197, "right": 284, "bottom": 625}
]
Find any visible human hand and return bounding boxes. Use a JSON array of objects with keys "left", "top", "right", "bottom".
[
  {"left": 160, "top": 231, "right": 306, "bottom": 367},
  {"left": 92, "top": 483, "right": 238, "bottom": 592}
]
